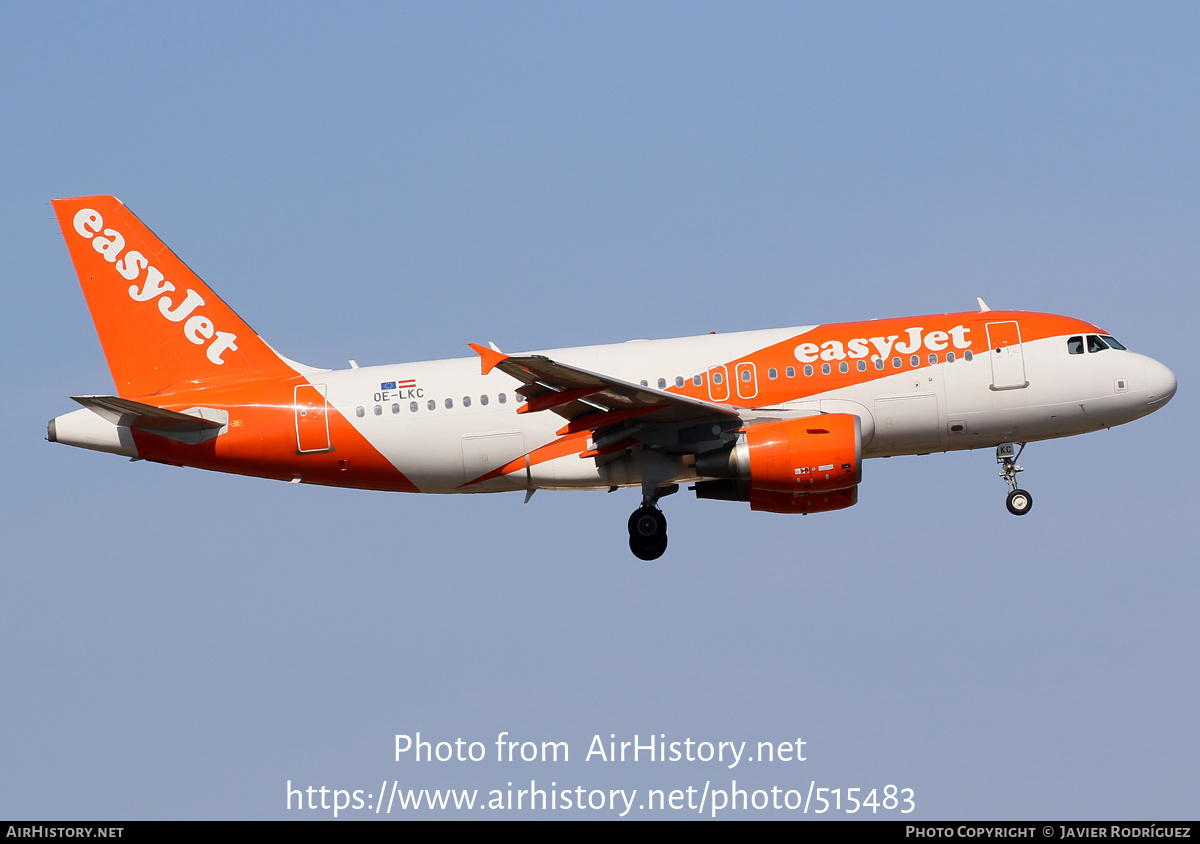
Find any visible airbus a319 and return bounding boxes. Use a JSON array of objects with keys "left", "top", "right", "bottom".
[{"left": 47, "top": 196, "right": 1177, "bottom": 559}]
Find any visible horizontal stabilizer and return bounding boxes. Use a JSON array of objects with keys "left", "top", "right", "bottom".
[{"left": 71, "top": 395, "right": 226, "bottom": 433}]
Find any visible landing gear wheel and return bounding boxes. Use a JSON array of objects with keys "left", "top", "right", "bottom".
[
  {"left": 628, "top": 506, "right": 666, "bottom": 546},
  {"left": 629, "top": 535, "right": 668, "bottom": 560},
  {"left": 1006, "top": 489, "right": 1033, "bottom": 516},
  {"left": 627, "top": 505, "right": 668, "bottom": 559},
  {"left": 997, "top": 443, "right": 1033, "bottom": 517}
]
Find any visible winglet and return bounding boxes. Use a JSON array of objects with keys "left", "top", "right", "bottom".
[
  {"left": 977, "top": 297, "right": 991, "bottom": 312},
  {"left": 469, "top": 342, "right": 508, "bottom": 375}
]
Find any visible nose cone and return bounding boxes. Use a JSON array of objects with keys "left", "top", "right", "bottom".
[{"left": 1145, "top": 358, "right": 1177, "bottom": 410}]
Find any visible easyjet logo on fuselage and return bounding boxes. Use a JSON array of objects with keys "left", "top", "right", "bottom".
[
  {"left": 793, "top": 324, "right": 972, "bottom": 364},
  {"left": 72, "top": 208, "right": 238, "bottom": 366}
]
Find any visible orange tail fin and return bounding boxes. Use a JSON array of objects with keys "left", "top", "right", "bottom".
[{"left": 52, "top": 195, "right": 299, "bottom": 397}]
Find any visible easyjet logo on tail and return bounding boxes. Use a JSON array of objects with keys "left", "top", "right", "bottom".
[{"left": 72, "top": 208, "right": 238, "bottom": 365}]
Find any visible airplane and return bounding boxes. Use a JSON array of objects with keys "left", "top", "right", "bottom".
[{"left": 47, "top": 195, "right": 1177, "bottom": 560}]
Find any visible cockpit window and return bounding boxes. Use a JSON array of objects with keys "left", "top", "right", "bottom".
[
  {"left": 1087, "top": 334, "right": 1109, "bottom": 353},
  {"left": 1067, "top": 336, "right": 1084, "bottom": 355},
  {"left": 1101, "top": 335, "right": 1127, "bottom": 350}
]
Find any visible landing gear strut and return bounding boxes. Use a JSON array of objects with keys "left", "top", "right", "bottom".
[
  {"left": 628, "top": 485, "right": 676, "bottom": 560},
  {"left": 997, "top": 442, "right": 1033, "bottom": 516},
  {"left": 626, "top": 451, "right": 679, "bottom": 560}
]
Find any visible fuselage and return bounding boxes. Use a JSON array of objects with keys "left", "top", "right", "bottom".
[{"left": 51, "top": 309, "right": 1177, "bottom": 495}]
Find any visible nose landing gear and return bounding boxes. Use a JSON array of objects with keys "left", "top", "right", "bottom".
[{"left": 997, "top": 442, "right": 1033, "bottom": 516}]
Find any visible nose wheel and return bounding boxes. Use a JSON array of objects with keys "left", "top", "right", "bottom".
[
  {"left": 997, "top": 442, "right": 1032, "bottom": 516},
  {"left": 1005, "top": 488, "right": 1033, "bottom": 515}
]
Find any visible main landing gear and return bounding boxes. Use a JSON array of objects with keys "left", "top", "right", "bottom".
[
  {"left": 627, "top": 451, "right": 680, "bottom": 560},
  {"left": 628, "top": 485, "right": 677, "bottom": 560},
  {"left": 997, "top": 442, "right": 1033, "bottom": 516},
  {"left": 628, "top": 504, "right": 668, "bottom": 560}
]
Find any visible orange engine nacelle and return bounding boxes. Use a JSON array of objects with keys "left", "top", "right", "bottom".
[
  {"left": 735, "top": 413, "right": 862, "bottom": 494},
  {"left": 693, "top": 413, "right": 864, "bottom": 509}
]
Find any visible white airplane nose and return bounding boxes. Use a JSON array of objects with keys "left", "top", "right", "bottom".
[{"left": 1145, "top": 358, "right": 1177, "bottom": 409}]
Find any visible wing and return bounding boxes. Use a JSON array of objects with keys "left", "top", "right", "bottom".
[{"left": 469, "top": 343, "right": 742, "bottom": 456}]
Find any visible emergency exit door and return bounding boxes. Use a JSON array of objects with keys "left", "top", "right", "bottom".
[{"left": 985, "top": 321, "right": 1028, "bottom": 390}]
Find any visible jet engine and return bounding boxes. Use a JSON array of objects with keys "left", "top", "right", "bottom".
[{"left": 693, "top": 413, "right": 863, "bottom": 513}]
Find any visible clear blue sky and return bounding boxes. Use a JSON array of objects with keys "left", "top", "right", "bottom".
[{"left": 2, "top": 2, "right": 1197, "bottom": 819}]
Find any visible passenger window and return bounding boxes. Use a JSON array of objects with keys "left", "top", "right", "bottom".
[
  {"left": 658, "top": 378, "right": 666, "bottom": 389},
  {"left": 480, "top": 394, "right": 489, "bottom": 406},
  {"left": 803, "top": 365, "right": 813, "bottom": 377},
  {"left": 516, "top": 394, "right": 526, "bottom": 404},
  {"left": 374, "top": 405, "right": 382, "bottom": 416},
  {"left": 391, "top": 403, "right": 400, "bottom": 414},
  {"left": 693, "top": 375, "right": 704, "bottom": 386},
  {"left": 462, "top": 396, "right": 471, "bottom": 407},
  {"left": 839, "top": 361, "right": 849, "bottom": 374},
  {"left": 445, "top": 398, "right": 454, "bottom": 409},
  {"left": 355, "top": 406, "right": 365, "bottom": 418},
  {"left": 498, "top": 393, "right": 507, "bottom": 404},
  {"left": 892, "top": 357, "right": 902, "bottom": 369},
  {"left": 740, "top": 369, "right": 752, "bottom": 382},
  {"left": 675, "top": 376, "right": 685, "bottom": 387},
  {"left": 964, "top": 351, "right": 973, "bottom": 361},
  {"left": 947, "top": 351, "right": 956, "bottom": 363},
  {"left": 910, "top": 355, "right": 920, "bottom": 367},
  {"left": 712, "top": 372, "right": 723, "bottom": 385},
  {"left": 410, "top": 402, "right": 418, "bottom": 412},
  {"left": 427, "top": 400, "right": 436, "bottom": 411},
  {"left": 874, "top": 358, "right": 884, "bottom": 370},
  {"left": 786, "top": 367, "right": 795, "bottom": 378},
  {"left": 1087, "top": 335, "right": 1108, "bottom": 353},
  {"left": 821, "top": 363, "right": 831, "bottom": 375},
  {"left": 1067, "top": 336, "right": 1084, "bottom": 355},
  {"left": 767, "top": 368, "right": 777, "bottom": 380},
  {"left": 640, "top": 380, "right": 648, "bottom": 387},
  {"left": 857, "top": 360, "right": 866, "bottom": 372},
  {"left": 927, "top": 354, "right": 936, "bottom": 365}
]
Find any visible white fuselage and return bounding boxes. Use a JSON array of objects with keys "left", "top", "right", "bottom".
[{"left": 313, "top": 326, "right": 1171, "bottom": 493}]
